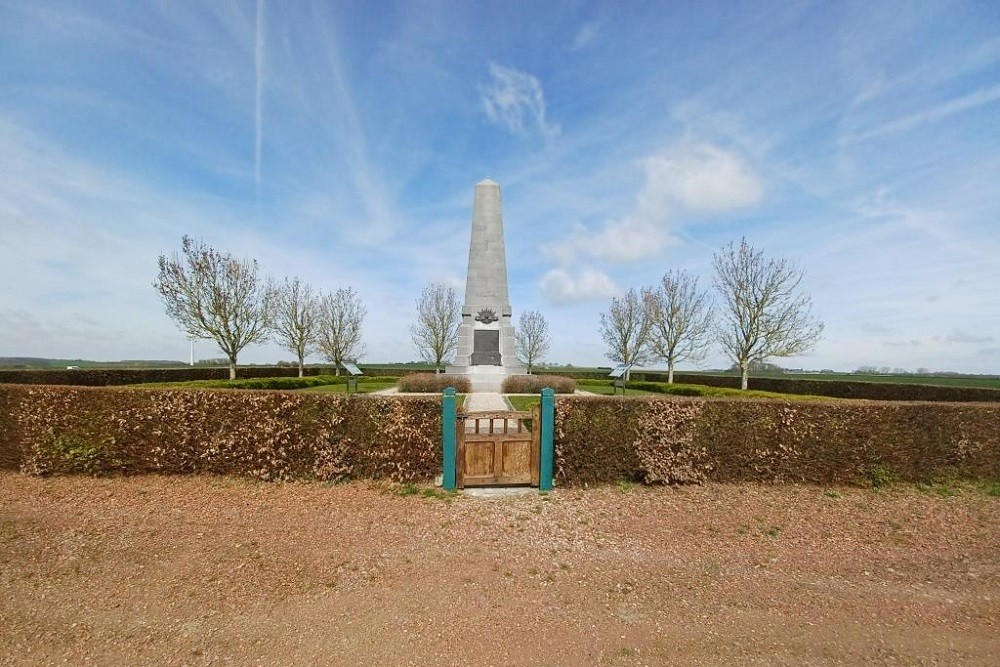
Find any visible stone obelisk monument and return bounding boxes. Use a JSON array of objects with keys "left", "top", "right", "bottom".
[{"left": 448, "top": 179, "right": 525, "bottom": 387}]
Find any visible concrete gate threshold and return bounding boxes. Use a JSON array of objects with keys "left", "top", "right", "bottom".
[{"left": 462, "top": 486, "right": 538, "bottom": 498}]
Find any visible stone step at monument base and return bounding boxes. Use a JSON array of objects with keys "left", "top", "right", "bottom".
[{"left": 446, "top": 365, "right": 526, "bottom": 393}]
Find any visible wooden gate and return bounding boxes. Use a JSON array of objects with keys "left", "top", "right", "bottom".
[{"left": 457, "top": 408, "right": 540, "bottom": 488}]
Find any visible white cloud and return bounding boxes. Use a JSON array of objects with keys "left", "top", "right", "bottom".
[
  {"left": 539, "top": 267, "right": 618, "bottom": 304},
  {"left": 481, "top": 62, "right": 560, "bottom": 138},
  {"left": 571, "top": 22, "right": 599, "bottom": 51},
  {"left": 639, "top": 142, "right": 763, "bottom": 214},
  {"left": 544, "top": 141, "right": 762, "bottom": 263},
  {"left": 553, "top": 216, "right": 675, "bottom": 264}
]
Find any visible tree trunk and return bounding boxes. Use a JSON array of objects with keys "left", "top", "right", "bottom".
[
  {"left": 335, "top": 364, "right": 341, "bottom": 377},
  {"left": 667, "top": 364, "right": 674, "bottom": 384},
  {"left": 297, "top": 357, "right": 304, "bottom": 378},
  {"left": 228, "top": 357, "right": 237, "bottom": 380},
  {"left": 740, "top": 364, "right": 749, "bottom": 390}
]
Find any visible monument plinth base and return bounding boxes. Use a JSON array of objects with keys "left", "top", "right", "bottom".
[{"left": 444, "top": 364, "right": 526, "bottom": 392}]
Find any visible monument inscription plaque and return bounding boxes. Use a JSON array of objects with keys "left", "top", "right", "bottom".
[{"left": 471, "top": 330, "right": 501, "bottom": 365}]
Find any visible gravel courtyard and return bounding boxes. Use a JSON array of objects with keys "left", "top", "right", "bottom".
[{"left": 1, "top": 473, "right": 997, "bottom": 666}]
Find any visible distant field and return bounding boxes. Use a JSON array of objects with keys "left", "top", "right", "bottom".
[{"left": 766, "top": 373, "right": 1000, "bottom": 389}]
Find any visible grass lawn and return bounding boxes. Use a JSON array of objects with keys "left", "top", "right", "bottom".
[
  {"left": 300, "top": 382, "right": 396, "bottom": 394},
  {"left": 576, "top": 380, "right": 823, "bottom": 401},
  {"left": 576, "top": 384, "right": 663, "bottom": 397},
  {"left": 506, "top": 395, "right": 538, "bottom": 411},
  {"left": 137, "top": 376, "right": 344, "bottom": 390}
]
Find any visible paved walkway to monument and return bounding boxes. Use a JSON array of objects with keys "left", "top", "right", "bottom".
[{"left": 462, "top": 391, "right": 510, "bottom": 411}]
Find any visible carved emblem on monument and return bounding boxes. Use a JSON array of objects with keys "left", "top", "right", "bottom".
[{"left": 475, "top": 308, "right": 498, "bottom": 324}]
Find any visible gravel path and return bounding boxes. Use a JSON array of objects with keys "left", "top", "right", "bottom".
[
  {"left": 1, "top": 473, "right": 997, "bottom": 666},
  {"left": 463, "top": 392, "right": 511, "bottom": 411}
]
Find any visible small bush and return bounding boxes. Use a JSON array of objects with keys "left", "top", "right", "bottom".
[
  {"left": 502, "top": 375, "right": 576, "bottom": 394},
  {"left": 397, "top": 373, "right": 471, "bottom": 393},
  {"left": 867, "top": 464, "right": 896, "bottom": 489},
  {"left": 26, "top": 432, "right": 118, "bottom": 476}
]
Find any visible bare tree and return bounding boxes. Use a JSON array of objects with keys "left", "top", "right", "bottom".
[
  {"left": 599, "top": 288, "right": 652, "bottom": 380},
  {"left": 153, "top": 235, "right": 273, "bottom": 379},
  {"left": 515, "top": 310, "right": 551, "bottom": 374},
  {"left": 713, "top": 238, "right": 824, "bottom": 390},
  {"left": 271, "top": 277, "right": 320, "bottom": 377},
  {"left": 645, "top": 270, "right": 714, "bottom": 384},
  {"left": 317, "top": 287, "right": 366, "bottom": 375},
  {"left": 410, "top": 283, "right": 461, "bottom": 373}
]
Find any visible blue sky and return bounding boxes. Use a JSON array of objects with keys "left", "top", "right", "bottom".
[{"left": 1, "top": 0, "right": 998, "bottom": 373}]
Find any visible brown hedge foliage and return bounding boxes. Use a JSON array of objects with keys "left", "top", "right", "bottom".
[
  {"left": 554, "top": 398, "right": 643, "bottom": 485},
  {"left": 547, "top": 369, "right": 1000, "bottom": 402},
  {"left": 5, "top": 385, "right": 996, "bottom": 488},
  {"left": 0, "top": 365, "right": 421, "bottom": 387},
  {"left": 0, "top": 384, "right": 441, "bottom": 482},
  {"left": 554, "top": 396, "right": 1000, "bottom": 486},
  {"left": 662, "top": 373, "right": 1000, "bottom": 403},
  {"left": 501, "top": 375, "right": 576, "bottom": 394},
  {"left": 0, "top": 386, "right": 22, "bottom": 470},
  {"left": 396, "top": 374, "right": 471, "bottom": 393}
]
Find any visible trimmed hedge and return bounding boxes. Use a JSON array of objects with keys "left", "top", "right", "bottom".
[
  {"left": 543, "top": 370, "right": 1000, "bottom": 403},
  {"left": 0, "top": 366, "right": 314, "bottom": 386},
  {"left": 0, "top": 384, "right": 440, "bottom": 482},
  {"left": 555, "top": 396, "right": 1000, "bottom": 486},
  {"left": 501, "top": 375, "right": 576, "bottom": 394},
  {"left": 657, "top": 373, "right": 1000, "bottom": 403},
  {"left": 0, "top": 365, "right": 418, "bottom": 387},
  {"left": 397, "top": 374, "right": 471, "bottom": 393},
  {"left": 4, "top": 385, "right": 997, "bottom": 488}
]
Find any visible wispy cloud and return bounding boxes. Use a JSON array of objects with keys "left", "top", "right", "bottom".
[
  {"left": 539, "top": 267, "right": 618, "bottom": 304},
  {"left": 571, "top": 21, "right": 599, "bottom": 51},
  {"left": 940, "top": 330, "right": 996, "bottom": 345},
  {"left": 846, "top": 84, "right": 1000, "bottom": 144},
  {"left": 481, "top": 62, "right": 560, "bottom": 138}
]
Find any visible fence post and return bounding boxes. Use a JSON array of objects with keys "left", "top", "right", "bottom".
[
  {"left": 539, "top": 387, "right": 555, "bottom": 491},
  {"left": 442, "top": 387, "right": 457, "bottom": 491}
]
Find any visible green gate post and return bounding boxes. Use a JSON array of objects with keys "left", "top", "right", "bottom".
[
  {"left": 442, "top": 387, "right": 457, "bottom": 491},
  {"left": 539, "top": 387, "right": 555, "bottom": 491}
]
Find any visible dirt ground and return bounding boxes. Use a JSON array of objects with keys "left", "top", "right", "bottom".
[{"left": 1, "top": 473, "right": 997, "bottom": 666}]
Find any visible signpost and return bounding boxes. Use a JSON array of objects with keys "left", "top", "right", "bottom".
[
  {"left": 342, "top": 362, "right": 363, "bottom": 394},
  {"left": 609, "top": 364, "right": 630, "bottom": 395}
]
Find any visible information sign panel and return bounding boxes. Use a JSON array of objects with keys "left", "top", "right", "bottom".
[{"left": 342, "top": 363, "right": 363, "bottom": 376}]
